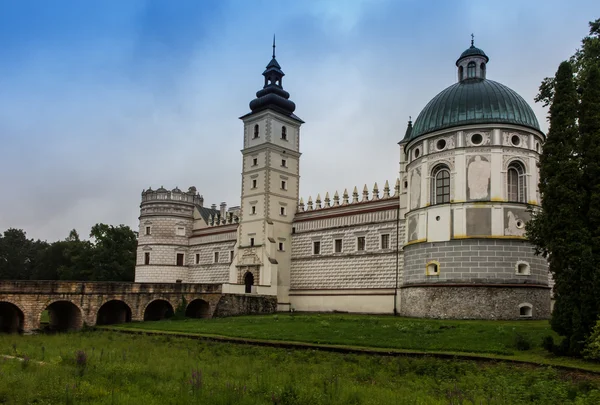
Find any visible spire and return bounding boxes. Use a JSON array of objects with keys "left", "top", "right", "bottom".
[
  {"left": 402, "top": 117, "right": 413, "bottom": 141},
  {"left": 272, "top": 34, "right": 276, "bottom": 59},
  {"left": 471, "top": 33, "right": 474, "bottom": 47}
]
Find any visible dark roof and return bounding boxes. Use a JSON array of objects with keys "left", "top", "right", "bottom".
[
  {"left": 195, "top": 205, "right": 221, "bottom": 223},
  {"left": 407, "top": 79, "right": 540, "bottom": 142},
  {"left": 456, "top": 45, "right": 489, "bottom": 65}
]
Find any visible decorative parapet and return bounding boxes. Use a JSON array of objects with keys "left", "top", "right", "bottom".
[
  {"left": 296, "top": 179, "right": 401, "bottom": 214},
  {"left": 142, "top": 186, "right": 204, "bottom": 206},
  {"left": 207, "top": 211, "right": 240, "bottom": 227}
]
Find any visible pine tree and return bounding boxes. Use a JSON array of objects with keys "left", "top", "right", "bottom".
[{"left": 527, "top": 61, "right": 589, "bottom": 354}]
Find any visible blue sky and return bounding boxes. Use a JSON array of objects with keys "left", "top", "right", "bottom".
[{"left": 0, "top": 0, "right": 596, "bottom": 241}]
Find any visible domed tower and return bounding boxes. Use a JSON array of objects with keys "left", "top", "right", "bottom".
[
  {"left": 398, "top": 39, "right": 549, "bottom": 319},
  {"left": 135, "top": 186, "right": 204, "bottom": 283}
]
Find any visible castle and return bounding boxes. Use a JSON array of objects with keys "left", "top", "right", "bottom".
[{"left": 134, "top": 40, "right": 551, "bottom": 320}]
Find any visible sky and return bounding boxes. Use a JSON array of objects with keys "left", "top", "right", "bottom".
[{"left": 0, "top": 0, "right": 596, "bottom": 242}]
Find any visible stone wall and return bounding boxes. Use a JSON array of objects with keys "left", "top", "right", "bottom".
[
  {"left": 213, "top": 294, "right": 277, "bottom": 317},
  {"left": 400, "top": 285, "right": 551, "bottom": 319},
  {"left": 403, "top": 239, "right": 548, "bottom": 285},
  {"left": 188, "top": 238, "right": 236, "bottom": 284}
]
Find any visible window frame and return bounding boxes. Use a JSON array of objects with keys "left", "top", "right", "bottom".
[
  {"left": 313, "top": 241, "right": 321, "bottom": 255},
  {"left": 195, "top": 253, "right": 200, "bottom": 264},
  {"left": 334, "top": 238, "right": 343, "bottom": 253},
  {"left": 278, "top": 242, "right": 284, "bottom": 251},
  {"left": 176, "top": 253, "right": 185, "bottom": 267},
  {"left": 213, "top": 251, "right": 219, "bottom": 263},
  {"left": 281, "top": 180, "right": 287, "bottom": 190},
  {"left": 507, "top": 161, "right": 527, "bottom": 203},
  {"left": 144, "top": 252, "right": 150, "bottom": 265},
  {"left": 252, "top": 179, "right": 257, "bottom": 189},
  {"left": 145, "top": 226, "right": 151, "bottom": 236},
  {"left": 380, "top": 233, "right": 390, "bottom": 250},
  {"left": 281, "top": 126, "right": 287, "bottom": 140},
  {"left": 176, "top": 226, "right": 186, "bottom": 236},
  {"left": 281, "top": 159, "right": 287, "bottom": 167},
  {"left": 356, "top": 236, "right": 366, "bottom": 252},
  {"left": 431, "top": 164, "right": 451, "bottom": 205},
  {"left": 253, "top": 124, "right": 259, "bottom": 139},
  {"left": 467, "top": 61, "right": 476, "bottom": 78},
  {"left": 280, "top": 206, "right": 286, "bottom": 216}
]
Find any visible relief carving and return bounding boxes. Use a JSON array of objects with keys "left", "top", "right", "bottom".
[
  {"left": 467, "top": 155, "right": 491, "bottom": 200},
  {"left": 410, "top": 168, "right": 421, "bottom": 210}
]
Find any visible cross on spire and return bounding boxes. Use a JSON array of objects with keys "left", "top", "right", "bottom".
[
  {"left": 272, "top": 34, "right": 276, "bottom": 58},
  {"left": 471, "top": 33, "right": 474, "bottom": 46}
]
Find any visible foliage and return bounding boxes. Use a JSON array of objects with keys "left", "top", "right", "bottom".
[
  {"left": 513, "top": 332, "right": 532, "bottom": 351},
  {"left": 2, "top": 331, "right": 600, "bottom": 404},
  {"left": 0, "top": 224, "right": 137, "bottom": 282},
  {"left": 583, "top": 318, "right": 600, "bottom": 361},
  {"left": 528, "top": 18, "right": 600, "bottom": 356},
  {"left": 173, "top": 296, "right": 188, "bottom": 320}
]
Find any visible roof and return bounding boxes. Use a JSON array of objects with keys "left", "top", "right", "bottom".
[
  {"left": 406, "top": 78, "right": 540, "bottom": 142},
  {"left": 195, "top": 205, "right": 221, "bottom": 223},
  {"left": 456, "top": 45, "right": 489, "bottom": 65}
]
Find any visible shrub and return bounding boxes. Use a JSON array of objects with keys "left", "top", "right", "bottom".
[
  {"left": 583, "top": 319, "right": 600, "bottom": 361},
  {"left": 542, "top": 335, "right": 555, "bottom": 352},
  {"left": 513, "top": 333, "right": 532, "bottom": 351},
  {"left": 173, "top": 296, "right": 188, "bottom": 320}
]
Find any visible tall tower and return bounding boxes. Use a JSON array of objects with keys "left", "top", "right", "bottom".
[{"left": 229, "top": 40, "right": 304, "bottom": 311}]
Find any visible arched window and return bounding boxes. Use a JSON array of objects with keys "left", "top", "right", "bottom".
[
  {"left": 480, "top": 63, "right": 486, "bottom": 79},
  {"left": 253, "top": 124, "right": 259, "bottom": 138},
  {"left": 431, "top": 165, "right": 451, "bottom": 204},
  {"left": 467, "top": 62, "right": 476, "bottom": 78},
  {"left": 281, "top": 126, "right": 287, "bottom": 140},
  {"left": 458, "top": 66, "right": 464, "bottom": 80},
  {"left": 507, "top": 162, "right": 526, "bottom": 202}
]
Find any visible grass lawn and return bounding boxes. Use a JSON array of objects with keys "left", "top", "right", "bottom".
[
  {"left": 2, "top": 330, "right": 600, "bottom": 404},
  {"left": 107, "top": 314, "right": 600, "bottom": 372}
]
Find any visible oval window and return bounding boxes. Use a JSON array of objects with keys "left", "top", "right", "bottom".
[
  {"left": 414, "top": 148, "right": 421, "bottom": 159},
  {"left": 511, "top": 135, "right": 521, "bottom": 146},
  {"left": 436, "top": 139, "right": 446, "bottom": 151},
  {"left": 471, "top": 133, "right": 483, "bottom": 145},
  {"left": 535, "top": 142, "right": 540, "bottom": 152}
]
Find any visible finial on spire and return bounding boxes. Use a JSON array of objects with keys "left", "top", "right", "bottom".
[
  {"left": 272, "top": 34, "right": 276, "bottom": 58},
  {"left": 471, "top": 33, "right": 474, "bottom": 47}
]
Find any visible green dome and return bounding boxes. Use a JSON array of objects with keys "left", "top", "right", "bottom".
[
  {"left": 456, "top": 45, "right": 489, "bottom": 64},
  {"left": 406, "top": 79, "right": 540, "bottom": 142}
]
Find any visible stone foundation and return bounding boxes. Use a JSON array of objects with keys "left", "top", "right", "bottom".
[
  {"left": 213, "top": 294, "right": 277, "bottom": 317},
  {"left": 399, "top": 285, "right": 551, "bottom": 320}
]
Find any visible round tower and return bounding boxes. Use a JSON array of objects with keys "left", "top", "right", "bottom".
[
  {"left": 135, "top": 186, "right": 203, "bottom": 283},
  {"left": 399, "top": 40, "right": 550, "bottom": 319}
]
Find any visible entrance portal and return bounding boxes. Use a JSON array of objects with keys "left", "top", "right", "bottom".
[{"left": 244, "top": 272, "right": 254, "bottom": 294}]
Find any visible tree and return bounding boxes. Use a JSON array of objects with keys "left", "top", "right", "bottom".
[
  {"left": 88, "top": 224, "right": 138, "bottom": 282},
  {"left": 527, "top": 61, "right": 589, "bottom": 354},
  {"left": 0, "top": 229, "right": 47, "bottom": 280}
]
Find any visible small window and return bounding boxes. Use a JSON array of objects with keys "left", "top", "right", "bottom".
[
  {"left": 176, "top": 253, "right": 184, "bottom": 266},
  {"left": 251, "top": 205, "right": 256, "bottom": 214},
  {"left": 176, "top": 227, "right": 185, "bottom": 236},
  {"left": 426, "top": 261, "right": 440, "bottom": 276},
  {"left": 281, "top": 126, "right": 287, "bottom": 140},
  {"left": 470, "top": 133, "right": 483, "bottom": 145},
  {"left": 381, "top": 234, "right": 390, "bottom": 250},
  {"left": 436, "top": 139, "right": 446, "bottom": 151},
  {"left": 253, "top": 124, "right": 259, "bottom": 138},
  {"left": 357, "top": 236, "right": 366, "bottom": 251},
  {"left": 250, "top": 237, "right": 255, "bottom": 246},
  {"left": 195, "top": 253, "right": 200, "bottom": 264},
  {"left": 214, "top": 251, "right": 219, "bottom": 263},
  {"left": 516, "top": 261, "right": 531, "bottom": 275},
  {"left": 252, "top": 158, "right": 258, "bottom": 166},
  {"left": 281, "top": 180, "right": 287, "bottom": 190},
  {"left": 334, "top": 239, "right": 343, "bottom": 253},
  {"left": 280, "top": 206, "right": 286, "bottom": 216},
  {"left": 404, "top": 181, "right": 408, "bottom": 189},
  {"left": 414, "top": 148, "right": 420, "bottom": 159},
  {"left": 252, "top": 179, "right": 257, "bottom": 189},
  {"left": 230, "top": 250, "right": 234, "bottom": 262},
  {"left": 519, "top": 305, "right": 533, "bottom": 317},
  {"left": 145, "top": 226, "right": 151, "bottom": 235},
  {"left": 511, "top": 135, "right": 521, "bottom": 146},
  {"left": 467, "top": 61, "right": 476, "bottom": 78},
  {"left": 144, "top": 252, "right": 150, "bottom": 265},
  {"left": 281, "top": 159, "right": 287, "bottom": 167},
  {"left": 313, "top": 241, "right": 321, "bottom": 255},
  {"left": 278, "top": 242, "right": 284, "bottom": 251},
  {"left": 535, "top": 142, "right": 540, "bottom": 153}
]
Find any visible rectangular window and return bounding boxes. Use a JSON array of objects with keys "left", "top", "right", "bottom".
[
  {"left": 230, "top": 250, "right": 234, "bottom": 262},
  {"left": 281, "top": 159, "right": 287, "bottom": 167},
  {"left": 145, "top": 226, "right": 151, "bottom": 235},
  {"left": 280, "top": 207, "right": 286, "bottom": 216},
  {"left": 214, "top": 251, "right": 219, "bottom": 263},
  {"left": 281, "top": 180, "right": 287, "bottom": 190},
  {"left": 252, "top": 179, "right": 257, "bottom": 189},
  {"left": 250, "top": 237, "right": 255, "bottom": 246},
  {"left": 195, "top": 253, "right": 200, "bottom": 264},
  {"left": 357, "top": 236, "right": 366, "bottom": 251},
  {"left": 334, "top": 239, "right": 343, "bottom": 253},
  {"left": 176, "top": 253, "right": 184, "bottom": 266},
  {"left": 251, "top": 205, "right": 256, "bottom": 214},
  {"left": 278, "top": 242, "right": 284, "bottom": 251},
  {"left": 144, "top": 252, "right": 150, "bottom": 265},
  {"left": 381, "top": 234, "right": 390, "bottom": 250},
  {"left": 313, "top": 241, "right": 321, "bottom": 255},
  {"left": 252, "top": 158, "right": 258, "bottom": 166},
  {"left": 176, "top": 226, "right": 185, "bottom": 236}
]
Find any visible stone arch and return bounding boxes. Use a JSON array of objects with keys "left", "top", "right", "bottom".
[
  {"left": 96, "top": 300, "right": 132, "bottom": 325},
  {"left": 43, "top": 300, "right": 83, "bottom": 331},
  {"left": 185, "top": 299, "right": 211, "bottom": 318},
  {"left": 502, "top": 156, "right": 529, "bottom": 172},
  {"left": 0, "top": 301, "right": 25, "bottom": 333},
  {"left": 143, "top": 299, "right": 174, "bottom": 321},
  {"left": 519, "top": 303, "right": 533, "bottom": 318}
]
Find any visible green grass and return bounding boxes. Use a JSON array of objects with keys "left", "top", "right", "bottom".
[
  {"left": 106, "top": 314, "right": 600, "bottom": 372},
  {"left": 2, "top": 330, "right": 600, "bottom": 404}
]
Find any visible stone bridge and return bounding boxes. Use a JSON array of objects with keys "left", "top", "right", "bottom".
[{"left": 0, "top": 281, "right": 277, "bottom": 333}]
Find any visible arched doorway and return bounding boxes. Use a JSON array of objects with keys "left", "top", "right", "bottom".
[
  {"left": 0, "top": 302, "right": 24, "bottom": 333},
  {"left": 44, "top": 301, "right": 83, "bottom": 332},
  {"left": 244, "top": 272, "right": 254, "bottom": 294},
  {"left": 96, "top": 300, "right": 132, "bottom": 325},
  {"left": 143, "top": 300, "right": 174, "bottom": 321},
  {"left": 185, "top": 299, "right": 211, "bottom": 318}
]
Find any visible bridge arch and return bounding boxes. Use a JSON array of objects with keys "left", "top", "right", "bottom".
[
  {"left": 185, "top": 299, "right": 211, "bottom": 318},
  {"left": 96, "top": 300, "right": 132, "bottom": 325},
  {"left": 0, "top": 301, "right": 25, "bottom": 333},
  {"left": 143, "top": 299, "right": 174, "bottom": 321},
  {"left": 43, "top": 300, "right": 83, "bottom": 331}
]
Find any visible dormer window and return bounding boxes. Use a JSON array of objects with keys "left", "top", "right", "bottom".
[
  {"left": 253, "top": 124, "right": 259, "bottom": 139},
  {"left": 467, "top": 62, "right": 476, "bottom": 78},
  {"left": 281, "top": 126, "right": 287, "bottom": 140}
]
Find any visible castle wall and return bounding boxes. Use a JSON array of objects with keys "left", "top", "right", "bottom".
[{"left": 188, "top": 230, "right": 237, "bottom": 284}]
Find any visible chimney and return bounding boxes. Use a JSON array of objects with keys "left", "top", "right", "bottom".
[
  {"left": 220, "top": 202, "right": 227, "bottom": 218},
  {"left": 211, "top": 204, "right": 217, "bottom": 210}
]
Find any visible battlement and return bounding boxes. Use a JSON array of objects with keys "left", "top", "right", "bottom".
[
  {"left": 297, "top": 179, "right": 400, "bottom": 213},
  {"left": 141, "top": 186, "right": 204, "bottom": 206}
]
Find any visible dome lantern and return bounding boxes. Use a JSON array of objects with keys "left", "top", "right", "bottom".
[{"left": 456, "top": 35, "right": 489, "bottom": 82}]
